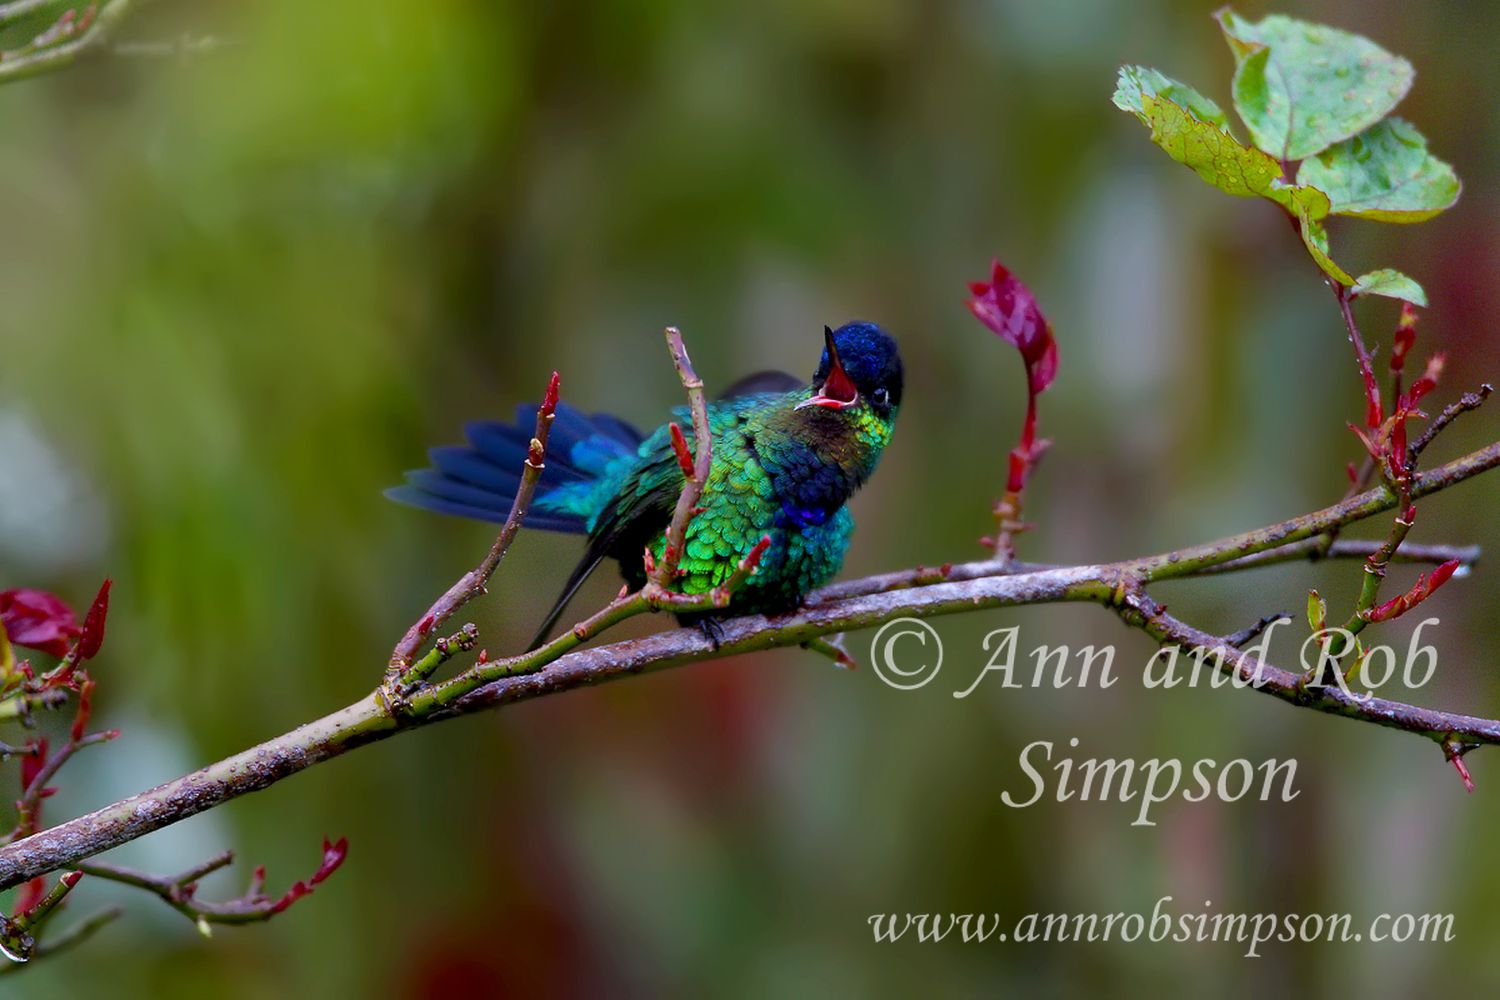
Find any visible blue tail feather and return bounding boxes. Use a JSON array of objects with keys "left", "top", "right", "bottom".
[{"left": 386, "top": 401, "right": 643, "bottom": 533}]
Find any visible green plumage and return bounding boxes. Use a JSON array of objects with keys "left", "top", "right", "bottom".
[
  {"left": 538, "top": 388, "right": 895, "bottom": 614},
  {"left": 387, "top": 321, "right": 904, "bottom": 647}
]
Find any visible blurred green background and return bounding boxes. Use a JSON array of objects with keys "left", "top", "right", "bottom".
[{"left": 2, "top": 0, "right": 1498, "bottom": 995}]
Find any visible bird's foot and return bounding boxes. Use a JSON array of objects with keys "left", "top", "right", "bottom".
[{"left": 696, "top": 615, "right": 728, "bottom": 650}]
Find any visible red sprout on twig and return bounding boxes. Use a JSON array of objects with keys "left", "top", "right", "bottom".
[
  {"left": 740, "top": 535, "right": 772, "bottom": 573},
  {"left": 967, "top": 259, "right": 1058, "bottom": 493},
  {"left": 0, "top": 590, "right": 80, "bottom": 658},
  {"left": 267, "top": 837, "right": 349, "bottom": 914},
  {"left": 77, "top": 579, "right": 110, "bottom": 662},
  {"left": 668, "top": 422, "right": 696, "bottom": 480},
  {"left": 540, "top": 371, "right": 561, "bottom": 419},
  {"left": 1390, "top": 303, "right": 1419, "bottom": 378},
  {"left": 1444, "top": 739, "right": 1476, "bottom": 794},
  {"left": 20, "top": 738, "right": 48, "bottom": 794},
  {"left": 1361, "top": 559, "right": 1461, "bottom": 623},
  {"left": 70, "top": 679, "right": 96, "bottom": 744},
  {"left": 11, "top": 877, "right": 46, "bottom": 918}
]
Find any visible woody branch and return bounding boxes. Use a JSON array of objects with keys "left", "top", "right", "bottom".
[{"left": 1, "top": 406, "right": 1498, "bottom": 894}]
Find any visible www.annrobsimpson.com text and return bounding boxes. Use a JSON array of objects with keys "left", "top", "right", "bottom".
[{"left": 867, "top": 897, "right": 1456, "bottom": 958}]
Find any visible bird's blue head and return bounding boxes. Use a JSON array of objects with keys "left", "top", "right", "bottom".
[{"left": 799, "top": 321, "right": 904, "bottom": 419}]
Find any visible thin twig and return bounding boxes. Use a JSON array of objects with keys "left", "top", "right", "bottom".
[
  {"left": 1203, "top": 538, "right": 1479, "bottom": 575},
  {"left": 802, "top": 635, "right": 858, "bottom": 670},
  {"left": 1411, "top": 384, "right": 1494, "bottom": 461},
  {"left": 75, "top": 858, "right": 276, "bottom": 925},
  {"left": 76, "top": 844, "right": 335, "bottom": 929},
  {"left": 4, "top": 730, "right": 118, "bottom": 845},
  {"left": 1224, "top": 612, "right": 1287, "bottom": 648},
  {"left": 650, "top": 327, "right": 711, "bottom": 591},
  {"left": 0, "top": 0, "right": 139, "bottom": 85},
  {"left": 385, "top": 372, "right": 559, "bottom": 690},
  {"left": 0, "top": 0, "right": 53, "bottom": 27},
  {"left": 1335, "top": 282, "right": 1382, "bottom": 428},
  {"left": 810, "top": 538, "right": 1475, "bottom": 604},
  {"left": 1114, "top": 586, "right": 1500, "bottom": 747},
  {"left": 0, "top": 907, "right": 121, "bottom": 975}
]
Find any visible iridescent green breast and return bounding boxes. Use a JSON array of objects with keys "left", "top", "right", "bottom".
[{"left": 580, "top": 388, "right": 894, "bottom": 617}]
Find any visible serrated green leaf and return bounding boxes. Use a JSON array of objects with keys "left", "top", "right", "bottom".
[
  {"left": 1296, "top": 119, "right": 1461, "bottom": 222},
  {"left": 1353, "top": 268, "right": 1427, "bottom": 306},
  {"left": 1115, "top": 78, "right": 1330, "bottom": 220},
  {"left": 1296, "top": 206, "right": 1353, "bottom": 285},
  {"left": 1113, "top": 65, "right": 1227, "bottom": 130},
  {"left": 1216, "top": 8, "right": 1414, "bottom": 161}
]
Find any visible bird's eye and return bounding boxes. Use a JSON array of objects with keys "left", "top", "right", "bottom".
[{"left": 871, "top": 387, "right": 890, "bottom": 407}]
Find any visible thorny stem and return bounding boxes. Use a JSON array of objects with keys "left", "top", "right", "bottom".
[
  {"left": 801, "top": 635, "right": 858, "bottom": 670},
  {"left": 991, "top": 488, "right": 1024, "bottom": 565},
  {"left": 1336, "top": 283, "right": 1382, "bottom": 428},
  {"left": 1314, "top": 283, "right": 1382, "bottom": 557}
]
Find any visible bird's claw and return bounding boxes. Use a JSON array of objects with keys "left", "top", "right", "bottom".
[{"left": 696, "top": 616, "right": 728, "bottom": 649}]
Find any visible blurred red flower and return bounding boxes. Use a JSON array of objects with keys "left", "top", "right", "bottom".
[
  {"left": 967, "top": 259, "right": 1058, "bottom": 396},
  {"left": 0, "top": 589, "right": 80, "bottom": 658},
  {"left": 967, "top": 259, "right": 1059, "bottom": 492}
]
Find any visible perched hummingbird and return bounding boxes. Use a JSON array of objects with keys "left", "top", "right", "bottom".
[{"left": 387, "top": 322, "right": 903, "bottom": 648}]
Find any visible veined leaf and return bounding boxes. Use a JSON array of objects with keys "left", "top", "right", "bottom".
[
  {"left": 1297, "top": 119, "right": 1461, "bottom": 222},
  {"left": 1353, "top": 268, "right": 1427, "bottom": 306},
  {"left": 1114, "top": 68, "right": 1330, "bottom": 219},
  {"left": 1113, "top": 65, "right": 1227, "bottom": 129},
  {"left": 1216, "top": 8, "right": 1413, "bottom": 161},
  {"left": 1296, "top": 206, "right": 1353, "bottom": 286}
]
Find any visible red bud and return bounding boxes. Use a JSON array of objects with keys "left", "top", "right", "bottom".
[
  {"left": 268, "top": 836, "right": 349, "bottom": 915},
  {"left": 669, "top": 422, "right": 695, "bottom": 479},
  {"left": 70, "top": 678, "right": 96, "bottom": 743},
  {"left": 20, "top": 738, "right": 48, "bottom": 791},
  {"left": 1363, "top": 559, "right": 1461, "bottom": 623},
  {"left": 78, "top": 579, "right": 110, "bottom": 661},
  {"left": 540, "top": 371, "right": 561, "bottom": 418}
]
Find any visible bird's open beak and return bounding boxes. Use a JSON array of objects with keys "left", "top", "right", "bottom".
[{"left": 795, "top": 327, "right": 860, "bottom": 410}]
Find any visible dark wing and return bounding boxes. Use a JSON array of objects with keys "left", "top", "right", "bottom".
[
  {"left": 527, "top": 432, "right": 682, "bottom": 650},
  {"left": 387, "top": 401, "right": 644, "bottom": 532},
  {"left": 718, "top": 370, "right": 802, "bottom": 399}
]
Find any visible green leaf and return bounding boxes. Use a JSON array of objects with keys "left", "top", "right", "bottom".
[
  {"left": 1306, "top": 589, "right": 1326, "bottom": 632},
  {"left": 1352, "top": 268, "right": 1427, "bottom": 306},
  {"left": 1296, "top": 206, "right": 1353, "bottom": 285},
  {"left": 1114, "top": 69, "right": 1330, "bottom": 219},
  {"left": 1215, "top": 8, "right": 1414, "bottom": 161},
  {"left": 1113, "top": 65, "right": 1227, "bottom": 130},
  {"left": 1296, "top": 119, "right": 1461, "bottom": 222}
]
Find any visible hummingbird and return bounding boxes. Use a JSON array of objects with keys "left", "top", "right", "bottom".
[{"left": 387, "top": 322, "right": 903, "bottom": 648}]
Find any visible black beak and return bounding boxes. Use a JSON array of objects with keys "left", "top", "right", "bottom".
[{"left": 796, "top": 326, "right": 860, "bottom": 410}]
